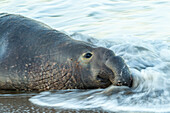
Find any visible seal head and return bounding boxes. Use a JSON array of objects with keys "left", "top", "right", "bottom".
[{"left": 78, "top": 47, "right": 133, "bottom": 89}]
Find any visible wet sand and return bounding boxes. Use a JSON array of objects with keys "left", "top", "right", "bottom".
[{"left": 0, "top": 91, "right": 109, "bottom": 113}]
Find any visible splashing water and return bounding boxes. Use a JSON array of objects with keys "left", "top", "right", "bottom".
[{"left": 30, "top": 33, "right": 170, "bottom": 112}]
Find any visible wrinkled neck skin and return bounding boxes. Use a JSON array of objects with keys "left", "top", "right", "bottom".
[{"left": 27, "top": 57, "right": 86, "bottom": 91}]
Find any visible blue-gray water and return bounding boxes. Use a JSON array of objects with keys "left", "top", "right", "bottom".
[{"left": 0, "top": 0, "right": 170, "bottom": 112}]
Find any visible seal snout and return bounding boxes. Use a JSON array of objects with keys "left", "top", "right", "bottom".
[{"left": 105, "top": 56, "right": 133, "bottom": 88}]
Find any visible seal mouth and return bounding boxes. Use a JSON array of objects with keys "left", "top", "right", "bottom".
[
  {"left": 96, "top": 75, "right": 112, "bottom": 86},
  {"left": 96, "top": 75, "right": 109, "bottom": 83},
  {"left": 113, "top": 75, "right": 133, "bottom": 88},
  {"left": 96, "top": 74, "right": 133, "bottom": 88},
  {"left": 97, "top": 74, "right": 132, "bottom": 88}
]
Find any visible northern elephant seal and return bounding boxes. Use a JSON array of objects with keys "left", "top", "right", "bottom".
[{"left": 0, "top": 13, "right": 133, "bottom": 91}]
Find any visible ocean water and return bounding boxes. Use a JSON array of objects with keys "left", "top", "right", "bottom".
[{"left": 0, "top": 0, "right": 170, "bottom": 112}]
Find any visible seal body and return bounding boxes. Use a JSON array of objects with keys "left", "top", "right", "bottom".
[{"left": 0, "top": 13, "right": 132, "bottom": 91}]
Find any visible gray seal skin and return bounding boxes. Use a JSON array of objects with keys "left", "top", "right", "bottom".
[{"left": 0, "top": 13, "right": 133, "bottom": 91}]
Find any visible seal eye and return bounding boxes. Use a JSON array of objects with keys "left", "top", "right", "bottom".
[{"left": 84, "top": 52, "right": 93, "bottom": 58}]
